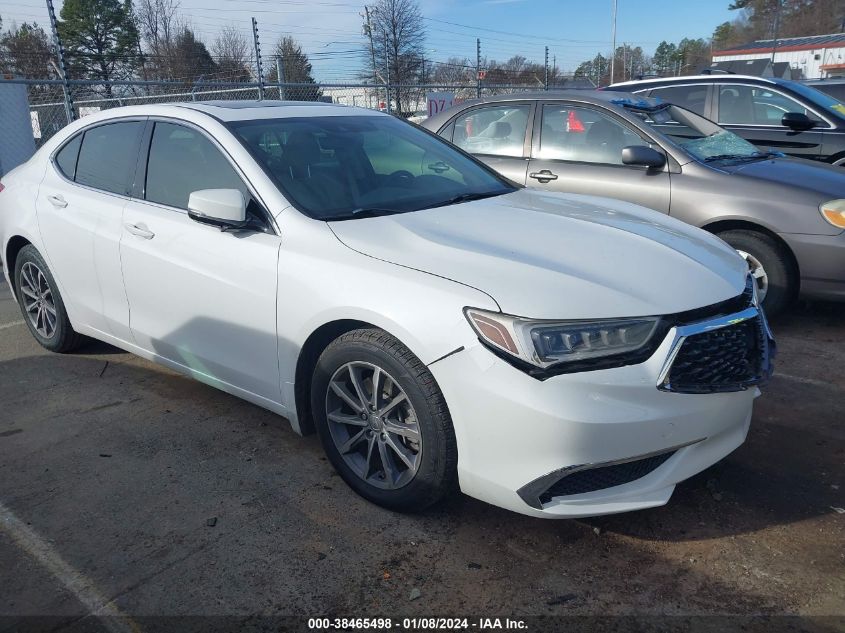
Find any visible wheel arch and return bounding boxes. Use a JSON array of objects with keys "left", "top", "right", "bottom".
[
  {"left": 4, "top": 235, "right": 33, "bottom": 296},
  {"left": 294, "top": 319, "right": 380, "bottom": 436},
  {"left": 701, "top": 218, "right": 800, "bottom": 281},
  {"left": 829, "top": 151, "right": 845, "bottom": 167}
]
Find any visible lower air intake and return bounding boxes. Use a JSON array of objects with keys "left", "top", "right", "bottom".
[{"left": 539, "top": 450, "right": 676, "bottom": 504}]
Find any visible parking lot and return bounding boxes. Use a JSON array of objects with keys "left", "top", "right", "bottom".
[{"left": 0, "top": 274, "right": 843, "bottom": 628}]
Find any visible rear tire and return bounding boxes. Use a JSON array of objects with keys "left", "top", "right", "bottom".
[
  {"left": 14, "top": 245, "right": 85, "bottom": 353},
  {"left": 716, "top": 229, "right": 796, "bottom": 317},
  {"left": 311, "top": 328, "right": 457, "bottom": 512}
]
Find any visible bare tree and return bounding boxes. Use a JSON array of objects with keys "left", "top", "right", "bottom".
[
  {"left": 368, "top": 0, "right": 425, "bottom": 115},
  {"left": 212, "top": 25, "right": 251, "bottom": 81},
  {"left": 135, "top": 0, "right": 182, "bottom": 79},
  {"left": 430, "top": 57, "right": 472, "bottom": 85}
]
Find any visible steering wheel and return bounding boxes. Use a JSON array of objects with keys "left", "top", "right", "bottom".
[{"left": 386, "top": 170, "right": 415, "bottom": 186}]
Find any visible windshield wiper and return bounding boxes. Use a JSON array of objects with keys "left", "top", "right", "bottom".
[
  {"left": 703, "top": 153, "right": 769, "bottom": 163},
  {"left": 423, "top": 190, "right": 507, "bottom": 210},
  {"left": 325, "top": 207, "right": 405, "bottom": 221}
]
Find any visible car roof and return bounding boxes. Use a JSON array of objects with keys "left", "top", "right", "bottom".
[
  {"left": 610, "top": 74, "right": 780, "bottom": 89},
  {"left": 175, "top": 100, "right": 382, "bottom": 121},
  {"left": 60, "top": 100, "right": 383, "bottom": 127},
  {"left": 423, "top": 89, "right": 664, "bottom": 129}
]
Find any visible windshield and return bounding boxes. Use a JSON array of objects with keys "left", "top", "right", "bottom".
[
  {"left": 782, "top": 81, "right": 845, "bottom": 118},
  {"left": 228, "top": 115, "right": 515, "bottom": 220},
  {"left": 629, "top": 104, "right": 770, "bottom": 163}
]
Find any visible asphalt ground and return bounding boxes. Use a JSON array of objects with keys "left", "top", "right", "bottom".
[{"left": 0, "top": 276, "right": 843, "bottom": 633}]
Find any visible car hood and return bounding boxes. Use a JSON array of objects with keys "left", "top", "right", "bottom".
[
  {"left": 329, "top": 189, "right": 746, "bottom": 320},
  {"left": 723, "top": 156, "right": 845, "bottom": 199}
]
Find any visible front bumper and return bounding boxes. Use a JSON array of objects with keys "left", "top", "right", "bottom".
[
  {"left": 429, "top": 319, "right": 763, "bottom": 518},
  {"left": 782, "top": 231, "right": 845, "bottom": 301}
]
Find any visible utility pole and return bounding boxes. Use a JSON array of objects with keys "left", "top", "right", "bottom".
[
  {"left": 46, "top": 0, "right": 74, "bottom": 123},
  {"left": 544, "top": 46, "right": 549, "bottom": 90},
  {"left": 276, "top": 57, "right": 286, "bottom": 100},
  {"left": 251, "top": 17, "right": 265, "bottom": 101},
  {"left": 609, "top": 0, "right": 617, "bottom": 85},
  {"left": 384, "top": 31, "right": 391, "bottom": 114},
  {"left": 476, "top": 38, "right": 481, "bottom": 98},
  {"left": 770, "top": 0, "right": 782, "bottom": 64},
  {"left": 363, "top": 6, "right": 379, "bottom": 108}
]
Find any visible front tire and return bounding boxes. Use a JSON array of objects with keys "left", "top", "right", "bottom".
[
  {"left": 14, "top": 245, "right": 84, "bottom": 353},
  {"left": 311, "top": 328, "right": 457, "bottom": 512},
  {"left": 716, "top": 229, "right": 796, "bottom": 317}
]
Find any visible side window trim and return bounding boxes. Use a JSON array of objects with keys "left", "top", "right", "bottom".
[
  {"left": 442, "top": 101, "right": 534, "bottom": 159},
  {"left": 136, "top": 117, "right": 277, "bottom": 233},
  {"left": 715, "top": 83, "right": 833, "bottom": 129},
  {"left": 530, "top": 101, "right": 661, "bottom": 170}
]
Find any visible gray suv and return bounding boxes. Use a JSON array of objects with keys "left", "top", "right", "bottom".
[
  {"left": 422, "top": 91, "right": 845, "bottom": 315},
  {"left": 609, "top": 75, "right": 845, "bottom": 166}
]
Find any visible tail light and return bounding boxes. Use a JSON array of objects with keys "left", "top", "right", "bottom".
[{"left": 0, "top": 182, "right": 5, "bottom": 193}]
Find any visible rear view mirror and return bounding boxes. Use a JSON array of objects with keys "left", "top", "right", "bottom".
[
  {"left": 621, "top": 145, "right": 667, "bottom": 170},
  {"left": 187, "top": 189, "right": 246, "bottom": 227},
  {"left": 781, "top": 112, "right": 815, "bottom": 131}
]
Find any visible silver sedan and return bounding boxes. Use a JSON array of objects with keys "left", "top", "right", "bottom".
[{"left": 423, "top": 91, "right": 845, "bottom": 315}]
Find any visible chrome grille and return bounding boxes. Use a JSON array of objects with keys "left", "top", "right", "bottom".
[{"left": 666, "top": 317, "right": 765, "bottom": 394}]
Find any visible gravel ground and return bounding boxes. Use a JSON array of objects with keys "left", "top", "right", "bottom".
[{"left": 0, "top": 277, "right": 843, "bottom": 632}]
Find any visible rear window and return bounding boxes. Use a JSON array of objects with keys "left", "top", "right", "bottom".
[{"left": 75, "top": 121, "right": 144, "bottom": 195}]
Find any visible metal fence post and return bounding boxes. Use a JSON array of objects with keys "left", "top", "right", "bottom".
[
  {"left": 251, "top": 17, "right": 265, "bottom": 101},
  {"left": 276, "top": 58, "right": 285, "bottom": 100},
  {"left": 476, "top": 38, "right": 481, "bottom": 99},
  {"left": 46, "top": 0, "right": 74, "bottom": 123},
  {"left": 384, "top": 33, "right": 391, "bottom": 114},
  {"left": 544, "top": 46, "right": 549, "bottom": 90}
]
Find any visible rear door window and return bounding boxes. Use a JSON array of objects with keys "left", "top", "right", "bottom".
[
  {"left": 648, "top": 85, "right": 708, "bottom": 116},
  {"left": 75, "top": 121, "right": 144, "bottom": 195},
  {"left": 451, "top": 104, "right": 530, "bottom": 157}
]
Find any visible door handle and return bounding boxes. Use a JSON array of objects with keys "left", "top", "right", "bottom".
[
  {"left": 124, "top": 222, "right": 155, "bottom": 240},
  {"left": 529, "top": 170, "right": 558, "bottom": 183},
  {"left": 46, "top": 194, "right": 68, "bottom": 208}
]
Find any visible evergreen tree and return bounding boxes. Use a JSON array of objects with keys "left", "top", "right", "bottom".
[
  {"left": 57, "top": 0, "right": 141, "bottom": 91},
  {"left": 269, "top": 36, "right": 321, "bottom": 101}
]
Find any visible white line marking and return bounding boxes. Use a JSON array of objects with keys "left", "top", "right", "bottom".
[
  {"left": 775, "top": 372, "right": 835, "bottom": 390},
  {"left": 0, "top": 320, "right": 25, "bottom": 330},
  {"left": 0, "top": 502, "right": 142, "bottom": 633}
]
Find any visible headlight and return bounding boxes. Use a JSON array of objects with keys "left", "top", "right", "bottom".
[
  {"left": 819, "top": 199, "right": 845, "bottom": 229},
  {"left": 464, "top": 307, "right": 662, "bottom": 373}
]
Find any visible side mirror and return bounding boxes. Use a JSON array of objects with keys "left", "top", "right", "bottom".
[
  {"left": 621, "top": 145, "right": 667, "bottom": 170},
  {"left": 187, "top": 189, "right": 246, "bottom": 228},
  {"left": 781, "top": 112, "right": 815, "bottom": 131}
]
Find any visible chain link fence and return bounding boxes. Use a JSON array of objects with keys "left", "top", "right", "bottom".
[{"left": 5, "top": 78, "right": 592, "bottom": 148}]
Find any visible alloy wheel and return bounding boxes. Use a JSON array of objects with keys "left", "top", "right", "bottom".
[
  {"left": 325, "top": 361, "right": 422, "bottom": 490},
  {"left": 20, "top": 262, "right": 57, "bottom": 339},
  {"left": 737, "top": 249, "right": 769, "bottom": 304}
]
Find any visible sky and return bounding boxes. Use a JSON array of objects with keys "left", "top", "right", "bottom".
[{"left": 1, "top": 0, "right": 738, "bottom": 81}]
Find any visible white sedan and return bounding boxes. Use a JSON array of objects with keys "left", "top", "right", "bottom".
[{"left": 0, "top": 102, "right": 774, "bottom": 517}]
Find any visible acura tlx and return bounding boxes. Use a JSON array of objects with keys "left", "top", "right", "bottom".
[{"left": 0, "top": 101, "right": 774, "bottom": 517}]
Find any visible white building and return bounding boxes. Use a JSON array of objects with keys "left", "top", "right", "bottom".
[{"left": 712, "top": 33, "right": 845, "bottom": 80}]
